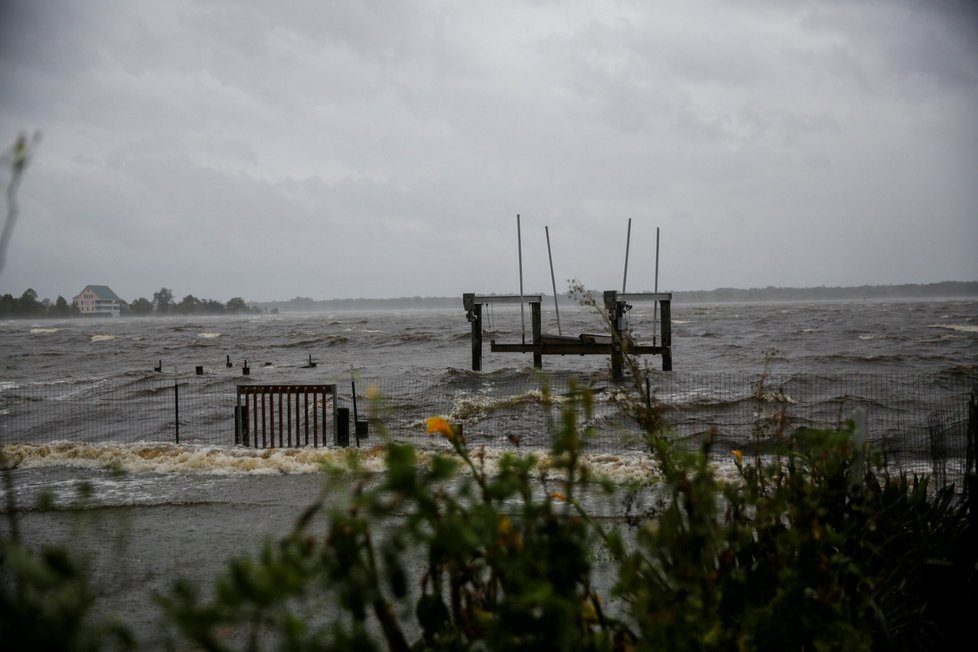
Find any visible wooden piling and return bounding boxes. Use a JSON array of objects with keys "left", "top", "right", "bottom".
[
  {"left": 531, "top": 301, "right": 542, "bottom": 369},
  {"left": 660, "top": 298, "right": 672, "bottom": 371},
  {"left": 464, "top": 293, "right": 483, "bottom": 371},
  {"left": 604, "top": 291, "right": 624, "bottom": 380}
]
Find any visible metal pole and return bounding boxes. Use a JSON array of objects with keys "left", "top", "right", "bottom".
[
  {"left": 174, "top": 380, "right": 180, "bottom": 444},
  {"left": 517, "top": 214, "right": 526, "bottom": 344},
  {"left": 545, "top": 226, "right": 562, "bottom": 335},
  {"left": 622, "top": 218, "right": 632, "bottom": 293},
  {"left": 352, "top": 378, "right": 360, "bottom": 448}
]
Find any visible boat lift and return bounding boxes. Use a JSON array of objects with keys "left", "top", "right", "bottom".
[{"left": 462, "top": 290, "right": 672, "bottom": 379}]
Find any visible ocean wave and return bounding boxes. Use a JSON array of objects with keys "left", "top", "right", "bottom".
[
  {"left": 274, "top": 334, "right": 351, "bottom": 348},
  {"left": 90, "top": 334, "right": 116, "bottom": 342},
  {"left": 655, "top": 387, "right": 797, "bottom": 410},
  {"left": 198, "top": 332, "right": 222, "bottom": 339},
  {"left": 30, "top": 327, "right": 60, "bottom": 334},
  {"left": 0, "top": 441, "right": 683, "bottom": 485},
  {"left": 399, "top": 333, "right": 437, "bottom": 343},
  {"left": 930, "top": 323, "right": 978, "bottom": 334},
  {"left": 448, "top": 388, "right": 563, "bottom": 421}
]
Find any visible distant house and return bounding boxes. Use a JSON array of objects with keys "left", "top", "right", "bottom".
[{"left": 73, "top": 285, "right": 122, "bottom": 316}]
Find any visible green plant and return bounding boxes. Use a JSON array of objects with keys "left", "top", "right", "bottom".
[
  {"left": 0, "top": 449, "right": 135, "bottom": 650},
  {"left": 159, "top": 380, "right": 628, "bottom": 650},
  {"left": 605, "top": 419, "right": 972, "bottom": 651},
  {"left": 156, "top": 366, "right": 974, "bottom": 651}
]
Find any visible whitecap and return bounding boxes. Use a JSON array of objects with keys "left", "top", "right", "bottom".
[
  {"left": 931, "top": 324, "right": 978, "bottom": 334},
  {"left": 198, "top": 332, "right": 222, "bottom": 339},
  {"left": 90, "top": 334, "right": 116, "bottom": 342},
  {"left": 30, "top": 327, "right": 59, "bottom": 334}
]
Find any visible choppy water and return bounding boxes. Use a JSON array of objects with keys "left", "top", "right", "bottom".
[
  {"left": 5, "top": 300, "right": 978, "bottom": 382},
  {"left": 2, "top": 298, "right": 976, "bottom": 646},
  {"left": 3, "top": 299, "right": 978, "bottom": 464}
]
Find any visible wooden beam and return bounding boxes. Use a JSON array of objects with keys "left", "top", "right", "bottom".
[
  {"left": 469, "top": 294, "right": 543, "bottom": 305},
  {"left": 618, "top": 292, "right": 672, "bottom": 302}
]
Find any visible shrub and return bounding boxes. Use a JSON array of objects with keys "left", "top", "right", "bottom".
[{"left": 157, "top": 381, "right": 974, "bottom": 650}]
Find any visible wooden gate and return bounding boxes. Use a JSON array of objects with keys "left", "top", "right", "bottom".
[{"left": 235, "top": 384, "right": 337, "bottom": 448}]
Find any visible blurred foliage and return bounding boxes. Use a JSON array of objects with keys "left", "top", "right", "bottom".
[
  {"left": 155, "top": 378, "right": 975, "bottom": 650},
  {"left": 2, "top": 384, "right": 974, "bottom": 649}
]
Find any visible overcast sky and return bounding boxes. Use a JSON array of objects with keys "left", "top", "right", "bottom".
[{"left": 1, "top": 0, "right": 976, "bottom": 303}]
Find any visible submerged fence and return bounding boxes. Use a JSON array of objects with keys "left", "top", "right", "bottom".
[{"left": 1, "top": 372, "right": 976, "bottom": 486}]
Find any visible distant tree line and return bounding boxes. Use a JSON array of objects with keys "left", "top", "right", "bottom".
[
  {"left": 3, "top": 281, "right": 975, "bottom": 319},
  {"left": 672, "top": 281, "right": 978, "bottom": 303},
  {"left": 0, "top": 288, "right": 77, "bottom": 318},
  {"left": 0, "top": 287, "right": 257, "bottom": 319},
  {"left": 253, "top": 281, "right": 978, "bottom": 313},
  {"left": 130, "top": 287, "right": 255, "bottom": 316}
]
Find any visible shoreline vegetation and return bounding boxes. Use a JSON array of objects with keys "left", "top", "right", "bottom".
[
  {"left": 2, "top": 278, "right": 976, "bottom": 648},
  {"left": 1, "top": 280, "right": 976, "bottom": 319},
  {"left": 259, "top": 280, "right": 978, "bottom": 312},
  {"left": 2, "top": 381, "right": 976, "bottom": 649}
]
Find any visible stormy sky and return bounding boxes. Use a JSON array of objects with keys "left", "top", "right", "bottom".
[{"left": 1, "top": 0, "right": 976, "bottom": 303}]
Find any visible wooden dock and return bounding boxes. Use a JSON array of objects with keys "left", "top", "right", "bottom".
[{"left": 463, "top": 290, "right": 672, "bottom": 379}]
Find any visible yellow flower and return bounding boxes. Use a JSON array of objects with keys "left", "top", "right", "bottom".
[
  {"left": 732, "top": 449, "right": 743, "bottom": 465},
  {"left": 496, "top": 515, "right": 523, "bottom": 550},
  {"left": 580, "top": 594, "right": 602, "bottom": 623},
  {"left": 426, "top": 416, "right": 455, "bottom": 441}
]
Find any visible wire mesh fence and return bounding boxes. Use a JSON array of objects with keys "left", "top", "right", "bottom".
[{"left": 2, "top": 371, "right": 975, "bottom": 487}]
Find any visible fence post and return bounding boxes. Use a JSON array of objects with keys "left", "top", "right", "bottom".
[
  {"left": 234, "top": 395, "right": 249, "bottom": 447},
  {"left": 174, "top": 380, "right": 180, "bottom": 444},
  {"left": 967, "top": 385, "right": 977, "bottom": 529},
  {"left": 336, "top": 407, "right": 350, "bottom": 447}
]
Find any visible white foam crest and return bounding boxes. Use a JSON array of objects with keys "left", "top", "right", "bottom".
[
  {"left": 1, "top": 442, "right": 693, "bottom": 485},
  {"left": 30, "top": 327, "right": 60, "bottom": 334},
  {"left": 91, "top": 334, "right": 116, "bottom": 342},
  {"left": 756, "top": 389, "right": 797, "bottom": 404},
  {"left": 198, "top": 332, "right": 222, "bottom": 338},
  {"left": 450, "top": 389, "right": 561, "bottom": 420},
  {"left": 931, "top": 323, "right": 978, "bottom": 334},
  {"left": 2, "top": 442, "right": 388, "bottom": 475},
  {"left": 0, "top": 381, "right": 21, "bottom": 391}
]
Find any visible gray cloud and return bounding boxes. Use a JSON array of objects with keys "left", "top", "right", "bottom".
[{"left": 1, "top": 0, "right": 975, "bottom": 303}]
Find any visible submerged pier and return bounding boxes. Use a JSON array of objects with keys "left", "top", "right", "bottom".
[{"left": 463, "top": 290, "right": 672, "bottom": 379}]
